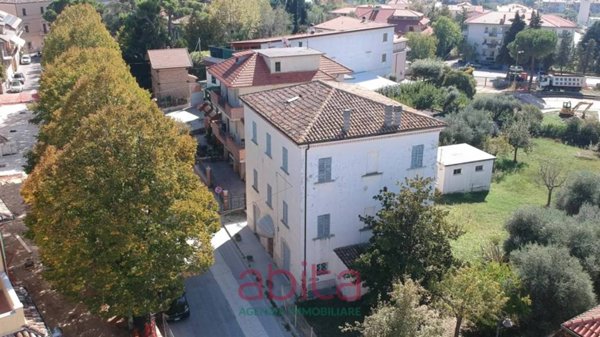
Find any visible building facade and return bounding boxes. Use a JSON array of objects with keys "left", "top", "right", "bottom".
[
  {"left": 0, "top": 10, "right": 24, "bottom": 81},
  {"left": 0, "top": 0, "right": 49, "bottom": 53},
  {"left": 436, "top": 143, "right": 495, "bottom": 194},
  {"left": 147, "top": 48, "right": 197, "bottom": 108},
  {"left": 230, "top": 17, "right": 395, "bottom": 77},
  {"left": 241, "top": 80, "right": 445, "bottom": 295},
  {"left": 465, "top": 11, "right": 577, "bottom": 63},
  {"left": 205, "top": 47, "right": 352, "bottom": 180}
]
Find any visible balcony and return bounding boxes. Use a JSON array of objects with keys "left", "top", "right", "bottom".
[
  {"left": 208, "top": 89, "right": 244, "bottom": 120},
  {"left": 0, "top": 272, "right": 25, "bottom": 335},
  {"left": 211, "top": 121, "right": 245, "bottom": 163}
]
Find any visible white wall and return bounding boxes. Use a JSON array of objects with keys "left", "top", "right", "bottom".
[
  {"left": 245, "top": 101, "right": 442, "bottom": 293},
  {"left": 263, "top": 54, "right": 321, "bottom": 73},
  {"left": 437, "top": 159, "right": 494, "bottom": 194},
  {"left": 260, "top": 27, "right": 395, "bottom": 76}
]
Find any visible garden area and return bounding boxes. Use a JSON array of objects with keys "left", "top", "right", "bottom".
[{"left": 444, "top": 137, "right": 600, "bottom": 262}]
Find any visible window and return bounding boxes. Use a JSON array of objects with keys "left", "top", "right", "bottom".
[
  {"left": 383, "top": 32, "right": 388, "bottom": 42},
  {"left": 475, "top": 165, "right": 484, "bottom": 172},
  {"left": 316, "top": 263, "right": 329, "bottom": 275},
  {"left": 381, "top": 53, "right": 387, "bottom": 63},
  {"left": 453, "top": 168, "right": 462, "bottom": 175},
  {"left": 253, "top": 169, "right": 259, "bottom": 192},
  {"left": 251, "top": 121, "right": 257, "bottom": 144},
  {"left": 298, "top": 42, "right": 303, "bottom": 47},
  {"left": 22, "top": 8, "right": 26, "bottom": 16},
  {"left": 265, "top": 133, "right": 271, "bottom": 157},
  {"left": 282, "top": 201, "right": 288, "bottom": 226},
  {"left": 317, "top": 214, "right": 331, "bottom": 239},
  {"left": 266, "top": 184, "right": 272, "bottom": 208},
  {"left": 275, "top": 61, "right": 281, "bottom": 72},
  {"left": 318, "top": 157, "right": 332, "bottom": 182},
  {"left": 211, "top": 76, "right": 216, "bottom": 84},
  {"left": 366, "top": 151, "right": 378, "bottom": 174},
  {"left": 43, "top": 23, "right": 47, "bottom": 33},
  {"left": 40, "top": 6, "right": 44, "bottom": 14},
  {"left": 408, "top": 26, "right": 414, "bottom": 32},
  {"left": 27, "top": 41, "right": 31, "bottom": 49},
  {"left": 281, "top": 147, "right": 288, "bottom": 173},
  {"left": 484, "top": 27, "right": 489, "bottom": 33},
  {"left": 411, "top": 145, "right": 424, "bottom": 168},
  {"left": 24, "top": 25, "right": 29, "bottom": 33}
]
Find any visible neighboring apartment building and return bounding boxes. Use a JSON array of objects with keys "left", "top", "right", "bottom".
[
  {"left": 241, "top": 80, "right": 445, "bottom": 295},
  {"left": 448, "top": 2, "right": 488, "bottom": 18},
  {"left": 0, "top": 10, "right": 23, "bottom": 80},
  {"left": 330, "top": 4, "right": 431, "bottom": 35},
  {"left": 230, "top": 17, "right": 395, "bottom": 77},
  {"left": 465, "top": 11, "right": 577, "bottom": 63},
  {"left": 392, "top": 34, "right": 407, "bottom": 80},
  {"left": 0, "top": 0, "right": 49, "bottom": 53},
  {"left": 205, "top": 47, "right": 352, "bottom": 180},
  {"left": 147, "top": 48, "right": 197, "bottom": 108}
]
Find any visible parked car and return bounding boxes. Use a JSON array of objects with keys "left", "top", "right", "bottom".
[
  {"left": 164, "top": 293, "right": 190, "bottom": 322},
  {"left": 8, "top": 79, "right": 24, "bottom": 93},
  {"left": 20, "top": 54, "right": 31, "bottom": 65},
  {"left": 13, "top": 72, "right": 25, "bottom": 84}
]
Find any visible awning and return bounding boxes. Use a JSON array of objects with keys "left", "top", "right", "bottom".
[
  {"left": 10, "top": 35, "right": 25, "bottom": 48},
  {"left": 256, "top": 214, "right": 275, "bottom": 238}
]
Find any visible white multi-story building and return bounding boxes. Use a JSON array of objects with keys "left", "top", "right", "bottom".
[
  {"left": 205, "top": 47, "right": 352, "bottom": 180},
  {"left": 240, "top": 80, "right": 445, "bottom": 296},
  {"left": 465, "top": 11, "right": 577, "bottom": 63},
  {"left": 231, "top": 16, "right": 395, "bottom": 77}
]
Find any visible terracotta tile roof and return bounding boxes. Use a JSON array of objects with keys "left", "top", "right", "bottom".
[
  {"left": 207, "top": 49, "right": 352, "bottom": 88},
  {"left": 465, "top": 10, "right": 577, "bottom": 28},
  {"left": 560, "top": 305, "right": 600, "bottom": 337},
  {"left": 240, "top": 80, "right": 445, "bottom": 145},
  {"left": 315, "top": 16, "right": 394, "bottom": 31},
  {"left": 334, "top": 244, "right": 369, "bottom": 268},
  {"left": 147, "top": 48, "right": 192, "bottom": 69}
]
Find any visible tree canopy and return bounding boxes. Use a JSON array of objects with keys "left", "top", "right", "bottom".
[
  {"left": 42, "top": 4, "right": 119, "bottom": 66},
  {"left": 433, "top": 16, "right": 462, "bottom": 58},
  {"left": 406, "top": 32, "right": 438, "bottom": 61},
  {"left": 508, "top": 28, "right": 558, "bottom": 90},
  {"left": 497, "top": 12, "right": 526, "bottom": 66},
  {"left": 354, "top": 177, "right": 462, "bottom": 298}
]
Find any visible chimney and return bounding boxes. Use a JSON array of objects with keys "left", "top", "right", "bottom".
[
  {"left": 392, "top": 106, "right": 402, "bottom": 126},
  {"left": 384, "top": 105, "right": 393, "bottom": 127},
  {"left": 343, "top": 109, "right": 352, "bottom": 133}
]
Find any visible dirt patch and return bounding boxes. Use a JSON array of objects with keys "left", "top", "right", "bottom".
[{"left": 1, "top": 182, "right": 128, "bottom": 337}]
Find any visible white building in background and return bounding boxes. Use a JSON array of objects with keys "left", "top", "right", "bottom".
[
  {"left": 578, "top": 0, "right": 591, "bottom": 25},
  {"left": 231, "top": 16, "right": 396, "bottom": 77},
  {"left": 436, "top": 143, "right": 495, "bottom": 194},
  {"left": 241, "top": 80, "right": 445, "bottom": 296},
  {"left": 464, "top": 11, "right": 577, "bottom": 63}
]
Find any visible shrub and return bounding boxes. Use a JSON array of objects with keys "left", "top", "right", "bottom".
[
  {"left": 469, "top": 94, "right": 522, "bottom": 128},
  {"left": 440, "top": 107, "right": 495, "bottom": 148},
  {"left": 555, "top": 171, "right": 600, "bottom": 215},
  {"left": 442, "top": 69, "right": 477, "bottom": 98},
  {"left": 409, "top": 59, "right": 448, "bottom": 84},
  {"left": 504, "top": 206, "right": 568, "bottom": 254},
  {"left": 511, "top": 244, "right": 596, "bottom": 336}
]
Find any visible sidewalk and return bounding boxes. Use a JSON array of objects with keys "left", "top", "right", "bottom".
[{"left": 0, "top": 91, "right": 38, "bottom": 105}]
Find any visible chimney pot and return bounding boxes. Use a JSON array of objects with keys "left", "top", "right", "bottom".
[
  {"left": 392, "top": 106, "right": 402, "bottom": 126},
  {"left": 343, "top": 109, "right": 352, "bottom": 133},
  {"left": 384, "top": 105, "right": 393, "bottom": 127}
]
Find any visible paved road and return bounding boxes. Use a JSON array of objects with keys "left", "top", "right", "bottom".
[
  {"left": 168, "top": 224, "right": 291, "bottom": 337},
  {"left": 0, "top": 54, "right": 41, "bottom": 104}
]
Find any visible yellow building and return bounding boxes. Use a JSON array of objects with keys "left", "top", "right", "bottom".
[{"left": 0, "top": 0, "right": 50, "bottom": 53}]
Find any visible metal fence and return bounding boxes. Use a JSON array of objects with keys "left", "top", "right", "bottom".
[{"left": 281, "top": 301, "right": 317, "bottom": 337}]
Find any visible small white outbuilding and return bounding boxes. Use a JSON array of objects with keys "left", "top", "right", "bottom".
[{"left": 437, "top": 143, "right": 496, "bottom": 194}]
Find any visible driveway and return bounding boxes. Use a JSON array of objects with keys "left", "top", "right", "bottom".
[{"left": 168, "top": 215, "right": 292, "bottom": 337}]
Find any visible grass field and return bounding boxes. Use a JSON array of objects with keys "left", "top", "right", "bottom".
[{"left": 444, "top": 137, "right": 600, "bottom": 262}]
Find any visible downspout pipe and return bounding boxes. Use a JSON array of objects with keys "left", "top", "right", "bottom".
[{"left": 303, "top": 143, "right": 310, "bottom": 296}]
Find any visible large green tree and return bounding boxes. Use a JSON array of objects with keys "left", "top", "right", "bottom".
[
  {"left": 22, "top": 102, "right": 220, "bottom": 319},
  {"left": 433, "top": 16, "right": 462, "bottom": 59},
  {"left": 42, "top": 4, "right": 120, "bottom": 66},
  {"left": 508, "top": 29, "right": 558, "bottom": 91},
  {"left": 354, "top": 177, "right": 462, "bottom": 298},
  {"left": 343, "top": 279, "right": 445, "bottom": 337},
  {"left": 406, "top": 32, "right": 438, "bottom": 61},
  {"left": 497, "top": 12, "right": 526, "bottom": 66},
  {"left": 42, "top": 0, "right": 100, "bottom": 22},
  {"left": 555, "top": 31, "right": 573, "bottom": 74}
]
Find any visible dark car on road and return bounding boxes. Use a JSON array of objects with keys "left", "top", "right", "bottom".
[{"left": 164, "top": 293, "right": 190, "bottom": 322}]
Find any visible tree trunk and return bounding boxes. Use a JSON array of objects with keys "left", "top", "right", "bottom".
[
  {"left": 454, "top": 315, "right": 463, "bottom": 337},
  {"left": 546, "top": 188, "right": 553, "bottom": 207},
  {"left": 513, "top": 146, "right": 518, "bottom": 163},
  {"left": 528, "top": 56, "right": 535, "bottom": 92}
]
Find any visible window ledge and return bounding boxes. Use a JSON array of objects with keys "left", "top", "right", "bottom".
[
  {"left": 313, "top": 234, "right": 335, "bottom": 241},
  {"left": 265, "top": 152, "right": 272, "bottom": 158},
  {"left": 280, "top": 167, "right": 289, "bottom": 175},
  {"left": 251, "top": 139, "right": 258, "bottom": 145},
  {"left": 252, "top": 186, "right": 259, "bottom": 193},
  {"left": 362, "top": 172, "right": 382, "bottom": 178},
  {"left": 408, "top": 166, "right": 424, "bottom": 170},
  {"left": 315, "top": 179, "right": 335, "bottom": 185},
  {"left": 281, "top": 221, "right": 289, "bottom": 228}
]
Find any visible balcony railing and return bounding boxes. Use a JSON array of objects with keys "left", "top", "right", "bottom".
[
  {"left": 210, "top": 121, "right": 245, "bottom": 162},
  {"left": 208, "top": 89, "right": 244, "bottom": 120}
]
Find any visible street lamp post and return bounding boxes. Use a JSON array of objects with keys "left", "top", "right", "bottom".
[
  {"left": 513, "top": 50, "right": 525, "bottom": 92},
  {"left": 496, "top": 318, "right": 514, "bottom": 337}
]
